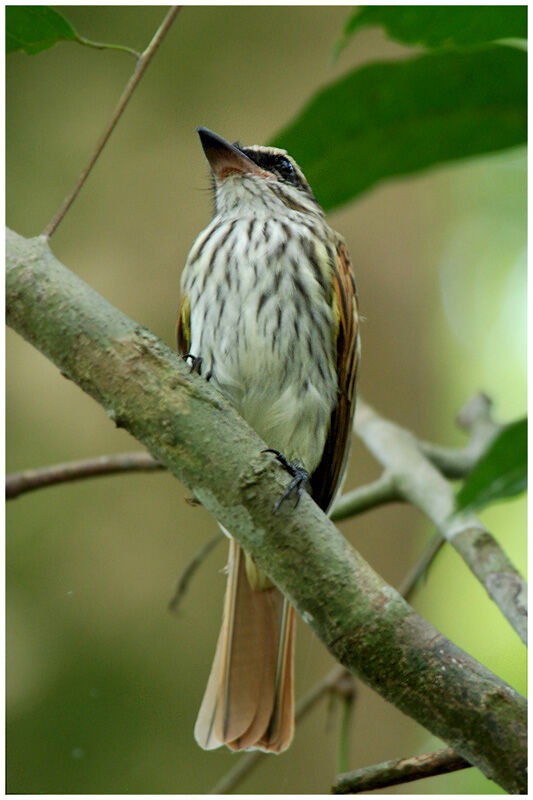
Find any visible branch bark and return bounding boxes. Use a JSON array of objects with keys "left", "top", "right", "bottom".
[
  {"left": 333, "top": 747, "right": 470, "bottom": 794},
  {"left": 355, "top": 400, "right": 527, "bottom": 644},
  {"left": 419, "top": 393, "right": 500, "bottom": 479},
  {"left": 6, "top": 229, "right": 527, "bottom": 793},
  {"left": 5, "top": 393, "right": 500, "bottom": 503}
]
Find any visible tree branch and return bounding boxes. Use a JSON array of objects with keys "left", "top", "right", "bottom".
[
  {"left": 6, "top": 452, "right": 161, "bottom": 499},
  {"left": 331, "top": 472, "right": 401, "bottom": 520},
  {"left": 42, "top": 6, "right": 181, "bottom": 239},
  {"left": 396, "top": 532, "right": 445, "bottom": 597},
  {"left": 5, "top": 390, "right": 501, "bottom": 504},
  {"left": 355, "top": 400, "right": 527, "bottom": 644},
  {"left": 4, "top": 396, "right": 497, "bottom": 504},
  {"left": 333, "top": 747, "right": 470, "bottom": 794},
  {"left": 418, "top": 393, "right": 500, "bottom": 479},
  {"left": 6, "top": 230, "right": 526, "bottom": 793}
]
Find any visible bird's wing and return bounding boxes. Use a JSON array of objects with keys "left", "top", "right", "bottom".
[
  {"left": 309, "top": 237, "right": 360, "bottom": 512},
  {"left": 176, "top": 293, "right": 191, "bottom": 356}
]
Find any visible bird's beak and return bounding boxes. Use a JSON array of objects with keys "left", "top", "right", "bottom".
[{"left": 197, "top": 127, "right": 268, "bottom": 181}]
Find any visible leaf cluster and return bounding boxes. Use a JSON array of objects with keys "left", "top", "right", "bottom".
[{"left": 272, "top": 6, "right": 526, "bottom": 210}]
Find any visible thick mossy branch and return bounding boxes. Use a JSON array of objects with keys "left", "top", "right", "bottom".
[
  {"left": 5, "top": 397, "right": 497, "bottom": 501},
  {"left": 6, "top": 229, "right": 526, "bottom": 793}
]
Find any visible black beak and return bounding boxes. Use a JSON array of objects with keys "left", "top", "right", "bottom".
[{"left": 197, "top": 127, "right": 265, "bottom": 180}]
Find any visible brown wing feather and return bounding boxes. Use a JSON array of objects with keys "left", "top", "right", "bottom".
[
  {"left": 309, "top": 238, "right": 359, "bottom": 512},
  {"left": 176, "top": 294, "right": 191, "bottom": 357}
]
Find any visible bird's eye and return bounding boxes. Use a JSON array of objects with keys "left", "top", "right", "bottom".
[{"left": 275, "top": 156, "right": 297, "bottom": 183}]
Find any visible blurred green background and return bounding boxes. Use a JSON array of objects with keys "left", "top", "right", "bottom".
[{"left": 6, "top": 6, "right": 526, "bottom": 794}]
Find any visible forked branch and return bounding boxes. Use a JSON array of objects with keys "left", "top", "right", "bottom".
[{"left": 355, "top": 399, "right": 526, "bottom": 644}]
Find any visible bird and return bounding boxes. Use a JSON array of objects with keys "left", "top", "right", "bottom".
[{"left": 177, "top": 127, "right": 359, "bottom": 753}]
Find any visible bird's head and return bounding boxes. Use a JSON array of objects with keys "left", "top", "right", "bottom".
[{"left": 197, "top": 127, "right": 323, "bottom": 219}]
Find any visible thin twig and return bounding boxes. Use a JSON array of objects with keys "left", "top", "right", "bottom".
[
  {"left": 332, "top": 746, "right": 470, "bottom": 794},
  {"left": 419, "top": 442, "right": 483, "bottom": 480},
  {"left": 331, "top": 472, "right": 400, "bottom": 521},
  {"left": 74, "top": 34, "right": 140, "bottom": 58},
  {"left": 207, "top": 533, "right": 447, "bottom": 794},
  {"left": 336, "top": 673, "right": 357, "bottom": 776},
  {"left": 43, "top": 6, "right": 181, "bottom": 238},
  {"left": 397, "top": 532, "right": 445, "bottom": 598},
  {"left": 6, "top": 452, "right": 162, "bottom": 499},
  {"left": 208, "top": 748, "right": 262, "bottom": 795},
  {"left": 418, "top": 393, "right": 500, "bottom": 479},
  {"left": 209, "top": 665, "right": 349, "bottom": 794},
  {"left": 168, "top": 532, "right": 225, "bottom": 613}
]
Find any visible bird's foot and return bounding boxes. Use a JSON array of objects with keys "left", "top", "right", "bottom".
[
  {"left": 183, "top": 354, "right": 212, "bottom": 381},
  {"left": 184, "top": 353, "right": 203, "bottom": 375},
  {"left": 263, "top": 449, "right": 309, "bottom": 513}
]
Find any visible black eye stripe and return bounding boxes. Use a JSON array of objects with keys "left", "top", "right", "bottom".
[
  {"left": 236, "top": 147, "right": 316, "bottom": 198},
  {"left": 259, "top": 156, "right": 296, "bottom": 184},
  {"left": 240, "top": 149, "right": 294, "bottom": 177}
]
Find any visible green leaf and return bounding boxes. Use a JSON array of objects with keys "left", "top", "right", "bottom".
[
  {"left": 6, "top": 7, "right": 139, "bottom": 58},
  {"left": 456, "top": 418, "right": 527, "bottom": 513},
  {"left": 338, "top": 6, "right": 527, "bottom": 56},
  {"left": 6, "top": 6, "right": 77, "bottom": 54},
  {"left": 271, "top": 46, "right": 526, "bottom": 210}
]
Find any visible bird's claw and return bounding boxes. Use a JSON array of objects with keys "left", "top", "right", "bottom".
[
  {"left": 184, "top": 353, "right": 203, "bottom": 375},
  {"left": 263, "top": 449, "right": 309, "bottom": 513}
]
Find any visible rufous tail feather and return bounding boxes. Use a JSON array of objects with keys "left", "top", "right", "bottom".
[{"left": 194, "top": 538, "right": 295, "bottom": 752}]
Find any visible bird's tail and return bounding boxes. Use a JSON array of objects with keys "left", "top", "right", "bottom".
[{"left": 194, "top": 538, "right": 295, "bottom": 752}]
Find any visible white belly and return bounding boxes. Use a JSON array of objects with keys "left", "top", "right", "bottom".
[{"left": 182, "top": 215, "right": 338, "bottom": 472}]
